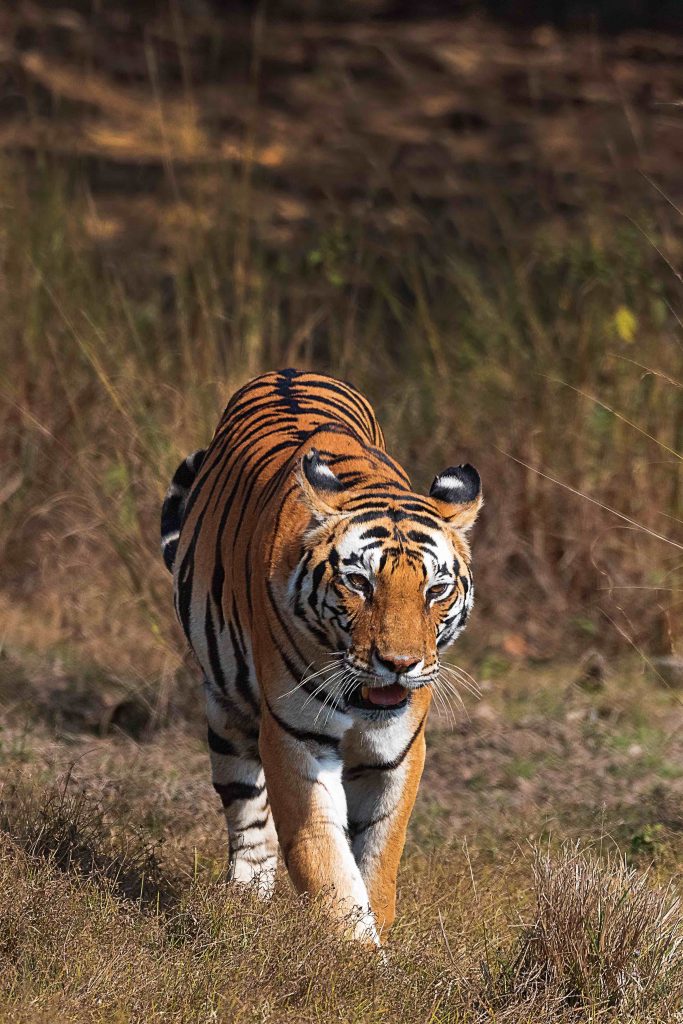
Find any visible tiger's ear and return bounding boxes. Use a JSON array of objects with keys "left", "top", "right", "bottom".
[
  {"left": 298, "top": 449, "right": 348, "bottom": 520},
  {"left": 429, "top": 464, "right": 482, "bottom": 532}
]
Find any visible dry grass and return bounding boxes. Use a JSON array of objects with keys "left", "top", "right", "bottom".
[
  {"left": 1, "top": 660, "right": 682, "bottom": 1022},
  {"left": 1, "top": 776, "right": 682, "bottom": 1023},
  {"left": 484, "top": 846, "right": 683, "bottom": 1019}
]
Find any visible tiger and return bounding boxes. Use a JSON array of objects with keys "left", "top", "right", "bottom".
[{"left": 161, "top": 368, "right": 482, "bottom": 944}]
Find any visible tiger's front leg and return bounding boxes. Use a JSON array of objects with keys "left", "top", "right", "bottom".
[
  {"left": 259, "top": 697, "right": 379, "bottom": 945},
  {"left": 206, "top": 688, "right": 279, "bottom": 898},
  {"left": 343, "top": 700, "right": 429, "bottom": 939}
]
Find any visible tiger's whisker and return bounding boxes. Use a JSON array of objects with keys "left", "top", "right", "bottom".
[
  {"left": 302, "top": 669, "right": 349, "bottom": 714},
  {"left": 280, "top": 653, "right": 347, "bottom": 699}
]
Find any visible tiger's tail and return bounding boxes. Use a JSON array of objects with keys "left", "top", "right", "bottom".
[{"left": 160, "top": 448, "right": 206, "bottom": 572}]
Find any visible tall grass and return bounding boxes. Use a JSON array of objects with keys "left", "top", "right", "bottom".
[{"left": 0, "top": 154, "right": 680, "bottom": 701}]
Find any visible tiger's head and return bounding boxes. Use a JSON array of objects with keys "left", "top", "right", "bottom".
[{"left": 290, "top": 448, "right": 482, "bottom": 718}]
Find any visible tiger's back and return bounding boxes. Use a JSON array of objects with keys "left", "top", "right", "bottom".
[{"left": 172, "top": 370, "right": 392, "bottom": 708}]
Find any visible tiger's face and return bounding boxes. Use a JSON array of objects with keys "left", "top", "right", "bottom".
[{"left": 290, "top": 450, "right": 482, "bottom": 718}]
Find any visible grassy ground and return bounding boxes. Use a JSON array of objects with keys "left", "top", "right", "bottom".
[
  {"left": 1, "top": 5, "right": 682, "bottom": 1021},
  {"left": 1, "top": 655, "right": 682, "bottom": 1022}
]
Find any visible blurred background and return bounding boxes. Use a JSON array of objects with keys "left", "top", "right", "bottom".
[
  {"left": 1, "top": 0, "right": 680, "bottom": 704},
  {"left": 0, "top": 4, "right": 683, "bottom": 1020}
]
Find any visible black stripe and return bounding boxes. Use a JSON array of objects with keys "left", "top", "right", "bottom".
[
  {"left": 263, "top": 487, "right": 314, "bottom": 672},
  {"left": 228, "top": 439, "right": 299, "bottom": 544},
  {"left": 182, "top": 428, "right": 235, "bottom": 522},
  {"left": 399, "top": 500, "right": 439, "bottom": 513},
  {"left": 297, "top": 391, "right": 369, "bottom": 439},
  {"left": 293, "top": 551, "right": 312, "bottom": 614},
  {"left": 213, "top": 780, "right": 266, "bottom": 806},
  {"left": 263, "top": 611, "right": 330, "bottom": 707},
  {"left": 303, "top": 421, "right": 357, "bottom": 444},
  {"left": 343, "top": 492, "right": 407, "bottom": 508},
  {"left": 406, "top": 530, "right": 437, "bottom": 546},
  {"left": 228, "top": 616, "right": 259, "bottom": 714},
  {"left": 232, "top": 841, "right": 270, "bottom": 855},
  {"left": 207, "top": 725, "right": 237, "bottom": 757},
  {"left": 292, "top": 603, "right": 331, "bottom": 649},
  {"left": 308, "top": 560, "right": 327, "bottom": 614},
  {"left": 264, "top": 695, "right": 340, "bottom": 750},
  {"left": 348, "top": 807, "right": 395, "bottom": 838},
  {"left": 245, "top": 537, "right": 255, "bottom": 617},
  {"left": 343, "top": 712, "right": 427, "bottom": 780},
  {"left": 225, "top": 407, "right": 295, "bottom": 446},
  {"left": 211, "top": 554, "right": 226, "bottom": 631},
  {"left": 294, "top": 552, "right": 342, "bottom": 647},
  {"left": 276, "top": 367, "right": 302, "bottom": 415},
  {"left": 265, "top": 580, "right": 308, "bottom": 670},
  {"left": 334, "top": 471, "right": 365, "bottom": 487},
  {"left": 205, "top": 597, "right": 227, "bottom": 693},
  {"left": 223, "top": 389, "right": 297, "bottom": 425},
  {"left": 347, "top": 510, "right": 391, "bottom": 526},
  {"left": 241, "top": 816, "right": 270, "bottom": 832},
  {"left": 176, "top": 531, "right": 197, "bottom": 635},
  {"left": 205, "top": 408, "right": 294, "bottom": 529},
  {"left": 208, "top": 426, "right": 282, "bottom": 519},
  {"left": 357, "top": 478, "right": 410, "bottom": 494},
  {"left": 252, "top": 461, "right": 295, "bottom": 517},
  {"left": 402, "top": 513, "right": 442, "bottom": 529},
  {"left": 360, "top": 526, "right": 391, "bottom": 540},
  {"left": 302, "top": 377, "right": 377, "bottom": 439}
]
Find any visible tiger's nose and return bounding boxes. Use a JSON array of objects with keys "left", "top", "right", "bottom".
[{"left": 374, "top": 652, "right": 421, "bottom": 675}]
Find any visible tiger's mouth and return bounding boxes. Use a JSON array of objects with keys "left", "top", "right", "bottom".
[{"left": 347, "top": 682, "right": 410, "bottom": 712}]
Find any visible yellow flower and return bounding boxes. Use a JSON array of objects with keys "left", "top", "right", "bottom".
[{"left": 614, "top": 305, "right": 637, "bottom": 343}]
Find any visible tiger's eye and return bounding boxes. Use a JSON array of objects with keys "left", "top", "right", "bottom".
[
  {"left": 347, "top": 573, "right": 372, "bottom": 598},
  {"left": 427, "top": 582, "right": 449, "bottom": 602}
]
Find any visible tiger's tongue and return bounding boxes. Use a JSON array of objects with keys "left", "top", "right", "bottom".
[{"left": 366, "top": 684, "right": 408, "bottom": 707}]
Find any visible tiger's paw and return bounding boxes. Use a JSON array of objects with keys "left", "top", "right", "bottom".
[{"left": 227, "top": 855, "right": 278, "bottom": 900}]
